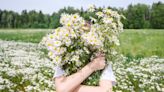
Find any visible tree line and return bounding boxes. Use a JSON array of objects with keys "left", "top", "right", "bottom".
[{"left": 0, "top": 1, "right": 163, "bottom": 29}]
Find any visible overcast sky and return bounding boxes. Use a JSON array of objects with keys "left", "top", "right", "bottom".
[{"left": 0, "top": 0, "right": 163, "bottom": 14}]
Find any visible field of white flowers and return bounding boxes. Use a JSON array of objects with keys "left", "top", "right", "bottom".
[
  {"left": 0, "top": 40, "right": 164, "bottom": 92},
  {"left": 113, "top": 56, "right": 164, "bottom": 92},
  {"left": 0, "top": 40, "right": 55, "bottom": 92}
]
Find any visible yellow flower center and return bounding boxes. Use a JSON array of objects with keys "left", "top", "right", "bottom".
[
  {"left": 66, "top": 34, "right": 69, "bottom": 37},
  {"left": 48, "top": 43, "right": 52, "bottom": 46},
  {"left": 74, "top": 15, "right": 77, "bottom": 19},
  {"left": 50, "top": 35, "right": 53, "bottom": 39},
  {"left": 49, "top": 52, "right": 53, "bottom": 56},
  {"left": 67, "top": 23, "right": 71, "bottom": 27}
]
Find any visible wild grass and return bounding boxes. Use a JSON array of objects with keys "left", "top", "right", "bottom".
[
  {"left": 0, "top": 29, "right": 164, "bottom": 57},
  {"left": 0, "top": 29, "right": 51, "bottom": 43},
  {"left": 119, "top": 29, "right": 164, "bottom": 58}
]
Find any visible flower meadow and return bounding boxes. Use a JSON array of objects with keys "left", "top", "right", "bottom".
[
  {"left": 0, "top": 40, "right": 163, "bottom": 92},
  {"left": 40, "top": 5, "right": 124, "bottom": 86},
  {"left": 112, "top": 56, "right": 164, "bottom": 92},
  {"left": 0, "top": 40, "right": 55, "bottom": 92}
]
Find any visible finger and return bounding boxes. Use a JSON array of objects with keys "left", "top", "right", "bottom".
[
  {"left": 101, "top": 63, "right": 106, "bottom": 69},
  {"left": 100, "top": 56, "right": 105, "bottom": 60},
  {"left": 95, "top": 52, "right": 101, "bottom": 57},
  {"left": 100, "top": 54, "right": 105, "bottom": 57},
  {"left": 98, "top": 51, "right": 105, "bottom": 57},
  {"left": 96, "top": 51, "right": 104, "bottom": 56},
  {"left": 97, "top": 54, "right": 105, "bottom": 58}
]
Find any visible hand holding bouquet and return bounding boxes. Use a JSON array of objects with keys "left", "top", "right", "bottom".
[{"left": 40, "top": 5, "right": 124, "bottom": 86}]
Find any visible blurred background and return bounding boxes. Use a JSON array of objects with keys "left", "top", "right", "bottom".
[
  {"left": 0, "top": 0, "right": 163, "bottom": 29},
  {"left": 0, "top": 0, "right": 163, "bottom": 58}
]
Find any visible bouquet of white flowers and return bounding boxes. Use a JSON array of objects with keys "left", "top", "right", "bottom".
[{"left": 40, "top": 5, "right": 124, "bottom": 86}]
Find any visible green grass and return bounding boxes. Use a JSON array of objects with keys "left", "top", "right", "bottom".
[
  {"left": 119, "top": 29, "right": 164, "bottom": 58},
  {"left": 0, "top": 29, "right": 164, "bottom": 57},
  {"left": 0, "top": 29, "right": 51, "bottom": 43}
]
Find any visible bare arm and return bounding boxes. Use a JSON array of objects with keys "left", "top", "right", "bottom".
[
  {"left": 55, "top": 56, "right": 106, "bottom": 92},
  {"left": 73, "top": 80, "right": 113, "bottom": 92}
]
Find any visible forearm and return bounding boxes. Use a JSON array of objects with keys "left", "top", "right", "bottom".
[
  {"left": 73, "top": 80, "right": 113, "bottom": 92},
  {"left": 73, "top": 85, "right": 112, "bottom": 92},
  {"left": 55, "top": 62, "right": 95, "bottom": 92}
]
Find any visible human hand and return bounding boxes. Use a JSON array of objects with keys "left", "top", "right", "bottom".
[{"left": 90, "top": 52, "right": 106, "bottom": 71}]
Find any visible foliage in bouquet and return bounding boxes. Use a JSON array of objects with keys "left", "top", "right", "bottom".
[{"left": 40, "top": 5, "right": 124, "bottom": 86}]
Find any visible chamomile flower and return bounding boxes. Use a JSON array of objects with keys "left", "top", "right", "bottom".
[{"left": 88, "top": 4, "right": 96, "bottom": 12}]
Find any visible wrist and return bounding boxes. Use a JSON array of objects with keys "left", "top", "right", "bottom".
[{"left": 88, "top": 62, "right": 96, "bottom": 72}]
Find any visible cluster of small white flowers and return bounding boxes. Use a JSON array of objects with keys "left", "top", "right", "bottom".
[
  {"left": 88, "top": 4, "right": 96, "bottom": 12},
  {"left": 60, "top": 13, "right": 85, "bottom": 31},
  {"left": 41, "top": 5, "right": 124, "bottom": 66},
  {"left": 112, "top": 56, "right": 164, "bottom": 92},
  {"left": 81, "top": 29, "right": 103, "bottom": 48},
  {"left": 87, "top": 5, "right": 124, "bottom": 63},
  {"left": 0, "top": 40, "right": 55, "bottom": 91},
  {"left": 40, "top": 5, "right": 124, "bottom": 85}
]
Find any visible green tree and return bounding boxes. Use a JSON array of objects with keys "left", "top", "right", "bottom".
[
  {"left": 7, "top": 11, "right": 15, "bottom": 28},
  {"left": 0, "top": 9, "right": 2, "bottom": 27},
  {"left": 21, "top": 10, "right": 29, "bottom": 28},
  {"left": 125, "top": 4, "right": 150, "bottom": 29},
  {"left": 0, "top": 2, "right": 163, "bottom": 29},
  {"left": 1, "top": 10, "right": 7, "bottom": 28},
  {"left": 150, "top": 2, "right": 164, "bottom": 29},
  {"left": 49, "top": 12, "right": 60, "bottom": 28}
]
